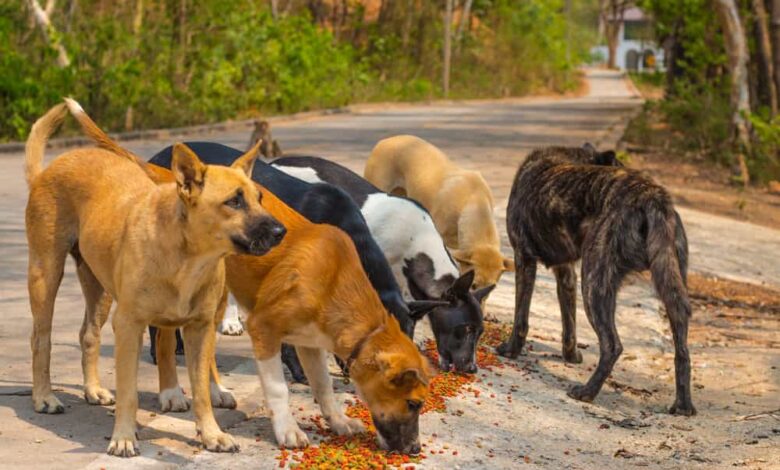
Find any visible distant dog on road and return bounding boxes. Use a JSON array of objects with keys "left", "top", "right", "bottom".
[
  {"left": 24, "top": 100, "right": 285, "bottom": 456},
  {"left": 498, "top": 144, "right": 695, "bottom": 416},
  {"left": 365, "top": 135, "right": 513, "bottom": 297}
]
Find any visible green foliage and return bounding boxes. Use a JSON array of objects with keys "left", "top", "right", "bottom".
[
  {"left": 747, "top": 113, "right": 780, "bottom": 183},
  {"left": 1, "top": 0, "right": 600, "bottom": 141}
]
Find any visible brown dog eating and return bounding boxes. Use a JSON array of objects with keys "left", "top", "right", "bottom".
[{"left": 25, "top": 99, "right": 285, "bottom": 456}]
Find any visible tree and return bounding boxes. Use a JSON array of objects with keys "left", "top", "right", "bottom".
[
  {"left": 770, "top": 0, "right": 780, "bottom": 107},
  {"left": 601, "top": 0, "right": 628, "bottom": 69},
  {"left": 752, "top": 0, "right": 777, "bottom": 115},
  {"left": 443, "top": 0, "right": 453, "bottom": 96},
  {"left": 715, "top": 0, "right": 752, "bottom": 185},
  {"left": 26, "top": 0, "right": 71, "bottom": 67}
]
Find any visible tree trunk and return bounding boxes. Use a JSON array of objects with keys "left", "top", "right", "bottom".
[
  {"left": 27, "top": 0, "right": 71, "bottom": 67},
  {"left": 443, "top": 0, "right": 453, "bottom": 97},
  {"left": 401, "top": 0, "right": 414, "bottom": 48},
  {"left": 133, "top": 0, "right": 143, "bottom": 34},
  {"left": 602, "top": 0, "right": 626, "bottom": 69},
  {"left": 270, "top": 0, "right": 278, "bottom": 20},
  {"left": 715, "top": 0, "right": 752, "bottom": 186},
  {"left": 770, "top": 0, "right": 780, "bottom": 108},
  {"left": 753, "top": 0, "right": 778, "bottom": 115}
]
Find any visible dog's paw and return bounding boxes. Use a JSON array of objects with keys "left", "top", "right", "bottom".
[
  {"left": 85, "top": 386, "right": 115, "bottom": 406},
  {"left": 210, "top": 382, "right": 237, "bottom": 409},
  {"left": 562, "top": 348, "right": 583, "bottom": 364},
  {"left": 328, "top": 414, "right": 365, "bottom": 437},
  {"left": 201, "top": 430, "right": 239, "bottom": 453},
  {"left": 33, "top": 393, "right": 64, "bottom": 414},
  {"left": 496, "top": 341, "right": 525, "bottom": 359},
  {"left": 669, "top": 400, "right": 697, "bottom": 417},
  {"left": 159, "top": 387, "right": 190, "bottom": 412},
  {"left": 218, "top": 317, "right": 244, "bottom": 336},
  {"left": 274, "top": 421, "right": 309, "bottom": 449},
  {"left": 107, "top": 433, "right": 139, "bottom": 457},
  {"left": 567, "top": 384, "right": 596, "bottom": 403}
]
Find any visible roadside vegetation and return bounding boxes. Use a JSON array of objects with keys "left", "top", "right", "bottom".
[
  {"left": 623, "top": 0, "right": 780, "bottom": 185},
  {"left": 1, "top": 0, "right": 599, "bottom": 142}
]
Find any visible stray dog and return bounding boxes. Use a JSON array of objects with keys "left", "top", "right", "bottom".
[
  {"left": 365, "top": 135, "right": 513, "bottom": 295},
  {"left": 148, "top": 168, "right": 433, "bottom": 453},
  {"left": 149, "top": 143, "right": 446, "bottom": 383},
  {"left": 248, "top": 119, "right": 283, "bottom": 158},
  {"left": 25, "top": 100, "right": 286, "bottom": 456},
  {"left": 498, "top": 144, "right": 695, "bottom": 416},
  {"left": 272, "top": 155, "right": 495, "bottom": 372}
]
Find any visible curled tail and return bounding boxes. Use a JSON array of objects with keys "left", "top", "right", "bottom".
[
  {"left": 646, "top": 202, "right": 691, "bottom": 320},
  {"left": 62, "top": 98, "right": 171, "bottom": 183},
  {"left": 25, "top": 103, "right": 68, "bottom": 186}
]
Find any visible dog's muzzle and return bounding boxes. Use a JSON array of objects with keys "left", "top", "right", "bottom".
[
  {"left": 373, "top": 414, "right": 421, "bottom": 455},
  {"left": 232, "top": 216, "right": 286, "bottom": 256}
]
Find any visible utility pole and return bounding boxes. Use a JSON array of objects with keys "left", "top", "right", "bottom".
[{"left": 443, "top": 0, "right": 453, "bottom": 97}]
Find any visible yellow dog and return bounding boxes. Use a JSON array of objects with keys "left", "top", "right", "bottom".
[
  {"left": 365, "top": 135, "right": 513, "bottom": 296},
  {"left": 24, "top": 100, "right": 285, "bottom": 457}
]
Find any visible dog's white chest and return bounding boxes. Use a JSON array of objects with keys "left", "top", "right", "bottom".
[{"left": 282, "top": 324, "right": 334, "bottom": 350}]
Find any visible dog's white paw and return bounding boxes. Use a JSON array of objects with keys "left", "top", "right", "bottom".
[
  {"left": 107, "top": 432, "right": 139, "bottom": 457},
  {"left": 85, "top": 386, "right": 115, "bottom": 406},
  {"left": 33, "top": 393, "right": 64, "bottom": 414},
  {"left": 210, "top": 382, "right": 237, "bottom": 409},
  {"left": 328, "top": 414, "right": 365, "bottom": 436},
  {"left": 273, "top": 419, "right": 309, "bottom": 448},
  {"left": 218, "top": 306, "right": 244, "bottom": 336},
  {"left": 201, "top": 430, "right": 239, "bottom": 453},
  {"left": 159, "top": 387, "right": 190, "bottom": 412}
]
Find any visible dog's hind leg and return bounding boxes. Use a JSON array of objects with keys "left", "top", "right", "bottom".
[
  {"left": 296, "top": 347, "right": 364, "bottom": 436},
  {"left": 497, "top": 252, "right": 536, "bottom": 358},
  {"left": 76, "top": 258, "right": 115, "bottom": 405},
  {"left": 649, "top": 212, "right": 695, "bottom": 416},
  {"left": 27, "top": 233, "right": 70, "bottom": 414},
  {"left": 553, "top": 264, "right": 582, "bottom": 364},
  {"left": 157, "top": 327, "right": 190, "bottom": 412},
  {"left": 568, "top": 247, "right": 623, "bottom": 403}
]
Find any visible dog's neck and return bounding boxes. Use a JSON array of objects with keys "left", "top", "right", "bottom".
[{"left": 458, "top": 199, "right": 500, "bottom": 248}]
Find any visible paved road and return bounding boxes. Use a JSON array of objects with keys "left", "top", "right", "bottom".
[{"left": 1, "top": 70, "right": 777, "bottom": 469}]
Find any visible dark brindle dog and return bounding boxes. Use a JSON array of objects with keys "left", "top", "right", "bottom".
[{"left": 497, "top": 144, "right": 695, "bottom": 416}]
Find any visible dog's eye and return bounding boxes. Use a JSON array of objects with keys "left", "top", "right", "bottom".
[
  {"left": 224, "top": 192, "right": 246, "bottom": 210},
  {"left": 406, "top": 399, "right": 423, "bottom": 413}
]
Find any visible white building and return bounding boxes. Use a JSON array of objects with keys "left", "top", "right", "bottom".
[{"left": 592, "top": 7, "right": 665, "bottom": 72}]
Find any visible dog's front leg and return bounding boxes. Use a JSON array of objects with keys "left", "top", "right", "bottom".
[
  {"left": 107, "top": 312, "right": 144, "bottom": 457},
  {"left": 156, "top": 327, "right": 190, "bottom": 412},
  {"left": 296, "top": 347, "right": 364, "bottom": 436},
  {"left": 256, "top": 352, "right": 310, "bottom": 448},
  {"left": 182, "top": 319, "right": 238, "bottom": 453},
  {"left": 497, "top": 253, "right": 536, "bottom": 358}
]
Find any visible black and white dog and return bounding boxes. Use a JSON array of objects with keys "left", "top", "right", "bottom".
[{"left": 271, "top": 156, "right": 494, "bottom": 373}]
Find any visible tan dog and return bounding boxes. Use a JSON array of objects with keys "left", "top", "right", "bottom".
[
  {"left": 25, "top": 100, "right": 285, "bottom": 457},
  {"left": 155, "top": 176, "right": 433, "bottom": 454},
  {"left": 365, "top": 135, "right": 514, "bottom": 293}
]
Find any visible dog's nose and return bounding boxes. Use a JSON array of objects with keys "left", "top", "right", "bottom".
[
  {"left": 271, "top": 224, "right": 286, "bottom": 243},
  {"left": 459, "top": 362, "right": 478, "bottom": 374},
  {"left": 407, "top": 442, "right": 421, "bottom": 455}
]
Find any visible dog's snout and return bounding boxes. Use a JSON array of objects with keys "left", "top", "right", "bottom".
[
  {"left": 407, "top": 441, "right": 421, "bottom": 455},
  {"left": 461, "top": 362, "right": 478, "bottom": 374},
  {"left": 271, "top": 223, "right": 286, "bottom": 243}
]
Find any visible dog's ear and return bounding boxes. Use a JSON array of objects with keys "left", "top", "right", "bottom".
[
  {"left": 408, "top": 300, "right": 450, "bottom": 320},
  {"left": 502, "top": 257, "right": 515, "bottom": 272},
  {"left": 451, "top": 249, "right": 472, "bottom": 267},
  {"left": 172, "top": 143, "right": 207, "bottom": 202},
  {"left": 390, "top": 368, "right": 428, "bottom": 388},
  {"left": 446, "top": 270, "right": 475, "bottom": 299},
  {"left": 473, "top": 284, "right": 496, "bottom": 303},
  {"left": 231, "top": 141, "right": 261, "bottom": 177},
  {"left": 594, "top": 150, "right": 621, "bottom": 167}
]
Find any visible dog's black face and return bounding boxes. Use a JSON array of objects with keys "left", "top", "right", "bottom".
[
  {"left": 428, "top": 270, "right": 494, "bottom": 373},
  {"left": 581, "top": 143, "right": 623, "bottom": 167},
  {"left": 230, "top": 208, "right": 286, "bottom": 256}
]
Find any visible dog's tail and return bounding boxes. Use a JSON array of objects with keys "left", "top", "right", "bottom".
[
  {"left": 62, "top": 98, "right": 171, "bottom": 183},
  {"left": 646, "top": 201, "right": 691, "bottom": 321},
  {"left": 25, "top": 103, "right": 69, "bottom": 186}
]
